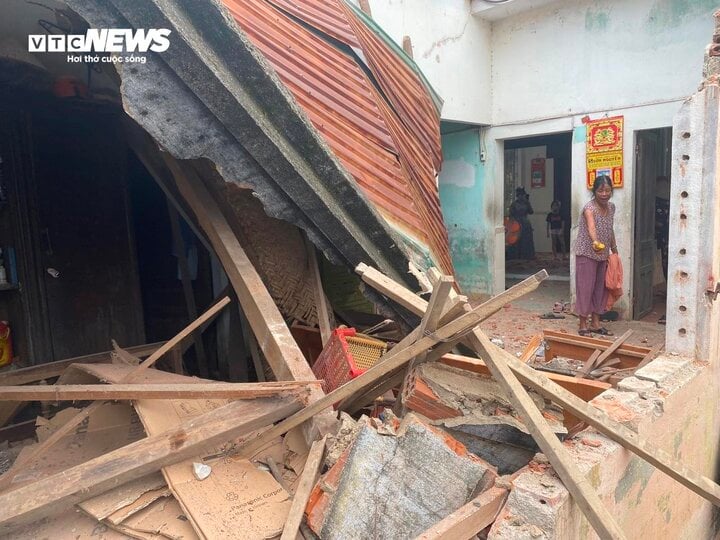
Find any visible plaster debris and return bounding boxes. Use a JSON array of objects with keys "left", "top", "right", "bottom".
[{"left": 192, "top": 462, "right": 212, "bottom": 481}]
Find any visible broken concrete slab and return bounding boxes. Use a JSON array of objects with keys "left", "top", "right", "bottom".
[
  {"left": 405, "top": 363, "right": 566, "bottom": 474},
  {"left": 307, "top": 413, "right": 497, "bottom": 539}
]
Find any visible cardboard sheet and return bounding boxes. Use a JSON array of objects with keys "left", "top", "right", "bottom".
[
  {"left": 10, "top": 402, "right": 144, "bottom": 487},
  {"left": 69, "top": 362, "right": 292, "bottom": 539},
  {"left": 79, "top": 473, "right": 167, "bottom": 521}
]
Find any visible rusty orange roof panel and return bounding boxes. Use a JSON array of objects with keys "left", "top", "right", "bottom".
[
  {"left": 266, "top": 0, "right": 361, "bottom": 47},
  {"left": 223, "top": 0, "right": 453, "bottom": 275}
]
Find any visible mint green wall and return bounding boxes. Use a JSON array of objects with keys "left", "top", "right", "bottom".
[{"left": 438, "top": 129, "right": 492, "bottom": 296}]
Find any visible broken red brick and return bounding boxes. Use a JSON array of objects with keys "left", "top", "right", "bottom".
[{"left": 580, "top": 438, "right": 602, "bottom": 447}]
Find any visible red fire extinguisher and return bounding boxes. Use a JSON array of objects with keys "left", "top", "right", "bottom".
[{"left": 0, "top": 321, "right": 12, "bottom": 367}]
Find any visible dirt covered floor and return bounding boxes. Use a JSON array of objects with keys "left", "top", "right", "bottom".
[{"left": 477, "top": 280, "right": 667, "bottom": 357}]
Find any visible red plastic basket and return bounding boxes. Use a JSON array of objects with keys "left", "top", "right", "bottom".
[{"left": 312, "top": 328, "right": 387, "bottom": 393}]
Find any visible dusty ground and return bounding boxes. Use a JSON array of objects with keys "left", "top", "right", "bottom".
[{"left": 477, "top": 279, "right": 667, "bottom": 357}]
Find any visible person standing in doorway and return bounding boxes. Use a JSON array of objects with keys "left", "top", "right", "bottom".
[
  {"left": 575, "top": 175, "right": 617, "bottom": 336},
  {"left": 546, "top": 200, "right": 566, "bottom": 260},
  {"left": 509, "top": 187, "right": 536, "bottom": 260}
]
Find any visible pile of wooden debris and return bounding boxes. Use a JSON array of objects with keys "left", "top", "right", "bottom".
[{"left": 0, "top": 264, "right": 718, "bottom": 540}]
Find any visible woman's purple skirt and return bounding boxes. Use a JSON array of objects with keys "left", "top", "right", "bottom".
[{"left": 575, "top": 255, "right": 608, "bottom": 317}]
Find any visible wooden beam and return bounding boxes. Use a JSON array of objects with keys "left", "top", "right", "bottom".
[
  {"left": 304, "top": 235, "right": 333, "bottom": 347},
  {"left": 594, "top": 330, "right": 633, "bottom": 368},
  {"left": 464, "top": 330, "right": 626, "bottom": 539},
  {"left": 235, "top": 270, "right": 548, "bottom": 458},
  {"left": 280, "top": 436, "right": 327, "bottom": 540},
  {"left": 383, "top": 270, "right": 625, "bottom": 538},
  {"left": 339, "top": 367, "right": 405, "bottom": 414},
  {"left": 508, "top": 349, "right": 720, "bottom": 506},
  {"left": 576, "top": 349, "right": 602, "bottom": 379},
  {"left": 636, "top": 343, "right": 664, "bottom": 370},
  {"left": 165, "top": 156, "right": 320, "bottom": 390},
  {"left": 337, "top": 271, "right": 551, "bottom": 414},
  {"left": 0, "top": 382, "right": 317, "bottom": 401},
  {"left": 0, "top": 343, "right": 163, "bottom": 387},
  {"left": 363, "top": 267, "right": 720, "bottom": 513},
  {"left": 167, "top": 202, "right": 210, "bottom": 378},
  {"left": 0, "top": 397, "right": 302, "bottom": 534},
  {"left": 414, "top": 486, "right": 508, "bottom": 540},
  {"left": 398, "top": 276, "right": 453, "bottom": 413},
  {"left": 544, "top": 330, "right": 648, "bottom": 359},
  {"left": 356, "top": 262, "right": 428, "bottom": 314},
  {"left": 338, "top": 270, "right": 547, "bottom": 411},
  {"left": 0, "top": 298, "right": 229, "bottom": 491},
  {"left": 439, "top": 354, "right": 610, "bottom": 403}
]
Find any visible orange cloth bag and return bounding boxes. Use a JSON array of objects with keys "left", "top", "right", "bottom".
[{"left": 605, "top": 253, "right": 623, "bottom": 311}]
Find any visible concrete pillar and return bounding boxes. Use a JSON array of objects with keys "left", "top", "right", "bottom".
[{"left": 666, "top": 81, "right": 720, "bottom": 360}]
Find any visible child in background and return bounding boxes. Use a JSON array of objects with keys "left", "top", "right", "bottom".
[{"left": 546, "top": 200, "right": 566, "bottom": 260}]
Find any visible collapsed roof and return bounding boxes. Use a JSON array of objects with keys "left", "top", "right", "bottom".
[{"left": 65, "top": 0, "right": 453, "bottom": 287}]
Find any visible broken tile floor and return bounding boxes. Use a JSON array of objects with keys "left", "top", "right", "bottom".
[{"left": 475, "top": 278, "right": 666, "bottom": 357}]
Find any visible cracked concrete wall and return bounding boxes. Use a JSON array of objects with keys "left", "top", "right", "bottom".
[{"left": 489, "top": 354, "right": 720, "bottom": 539}]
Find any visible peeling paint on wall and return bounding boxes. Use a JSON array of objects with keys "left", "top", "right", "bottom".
[
  {"left": 585, "top": 8, "right": 610, "bottom": 31},
  {"left": 614, "top": 456, "right": 655, "bottom": 506},
  {"left": 647, "top": 0, "right": 718, "bottom": 30},
  {"left": 438, "top": 128, "right": 492, "bottom": 295},
  {"left": 439, "top": 158, "right": 476, "bottom": 188}
]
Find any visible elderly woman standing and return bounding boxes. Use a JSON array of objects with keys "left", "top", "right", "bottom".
[{"left": 575, "top": 175, "right": 617, "bottom": 336}]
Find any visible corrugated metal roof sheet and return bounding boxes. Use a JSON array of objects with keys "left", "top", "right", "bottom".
[{"left": 223, "top": 0, "right": 453, "bottom": 275}]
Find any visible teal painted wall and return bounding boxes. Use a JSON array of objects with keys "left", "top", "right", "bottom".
[{"left": 438, "top": 129, "right": 491, "bottom": 296}]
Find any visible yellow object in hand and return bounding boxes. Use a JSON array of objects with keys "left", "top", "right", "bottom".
[{"left": 592, "top": 241, "right": 605, "bottom": 252}]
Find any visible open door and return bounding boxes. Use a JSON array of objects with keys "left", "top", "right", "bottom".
[{"left": 632, "top": 130, "right": 659, "bottom": 319}]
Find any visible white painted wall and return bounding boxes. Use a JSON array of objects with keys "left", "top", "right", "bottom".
[
  {"left": 491, "top": 0, "right": 716, "bottom": 125},
  {"left": 361, "top": 0, "right": 715, "bottom": 304},
  {"left": 363, "top": 0, "right": 493, "bottom": 125},
  {"left": 488, "top": 100, "right": 682, "bottom": 311}
]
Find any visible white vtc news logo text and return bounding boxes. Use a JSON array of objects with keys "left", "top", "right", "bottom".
[{"left": 28, "top": 29, "right": 171, "bottom": 53}]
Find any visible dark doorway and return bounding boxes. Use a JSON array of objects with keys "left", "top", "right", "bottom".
[
  {"left": 504, "top": 133, "right": 573, "bottom": 284},
  {"left": 633, "top": 127, "right": 672, "bottom": 321},
  {"left": 30, "top": 109, "right": 146, "bottom": 359}
]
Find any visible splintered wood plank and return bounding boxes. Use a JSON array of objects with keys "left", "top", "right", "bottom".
[
  {"left": 362, "top": 266, "right": 720, "bottom": 522},
  {"left": 305, "top": 235, "right": 333, "bottom": 346},
  {"left": 166, "top": 157, "right": 320, "bottom": 390},
  {"left": 0, "top": 299, "right": 230, "bottom": 491},
  {"left": 0, "top": 382, "right": 316, "bottom": 401},
  {"left": 280, "top": 436, "right": 327, "bottom": 540},
  {"left": 368, "top": 268, "right": 625, "bottom": 538},
  {"left": 235, "top": 271, "right": 547, "bottom": 458},
  {"left": 414, "top": 486, "right": 508, "bottom": 540},
  {"left": 0, "top": 397, "right": 301, "bottom": 534},
  {"left": 594, "top": 330, "right": 634, "bottom": 368},
  {"left": 576, "top": 349, "right": 602, "bottom": 379},
  {"left": 464, "top": 329, "right": 626, "bottom": 539},
  {"left": 0, "top": 343, "right": 164, "bottom": 387}
]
